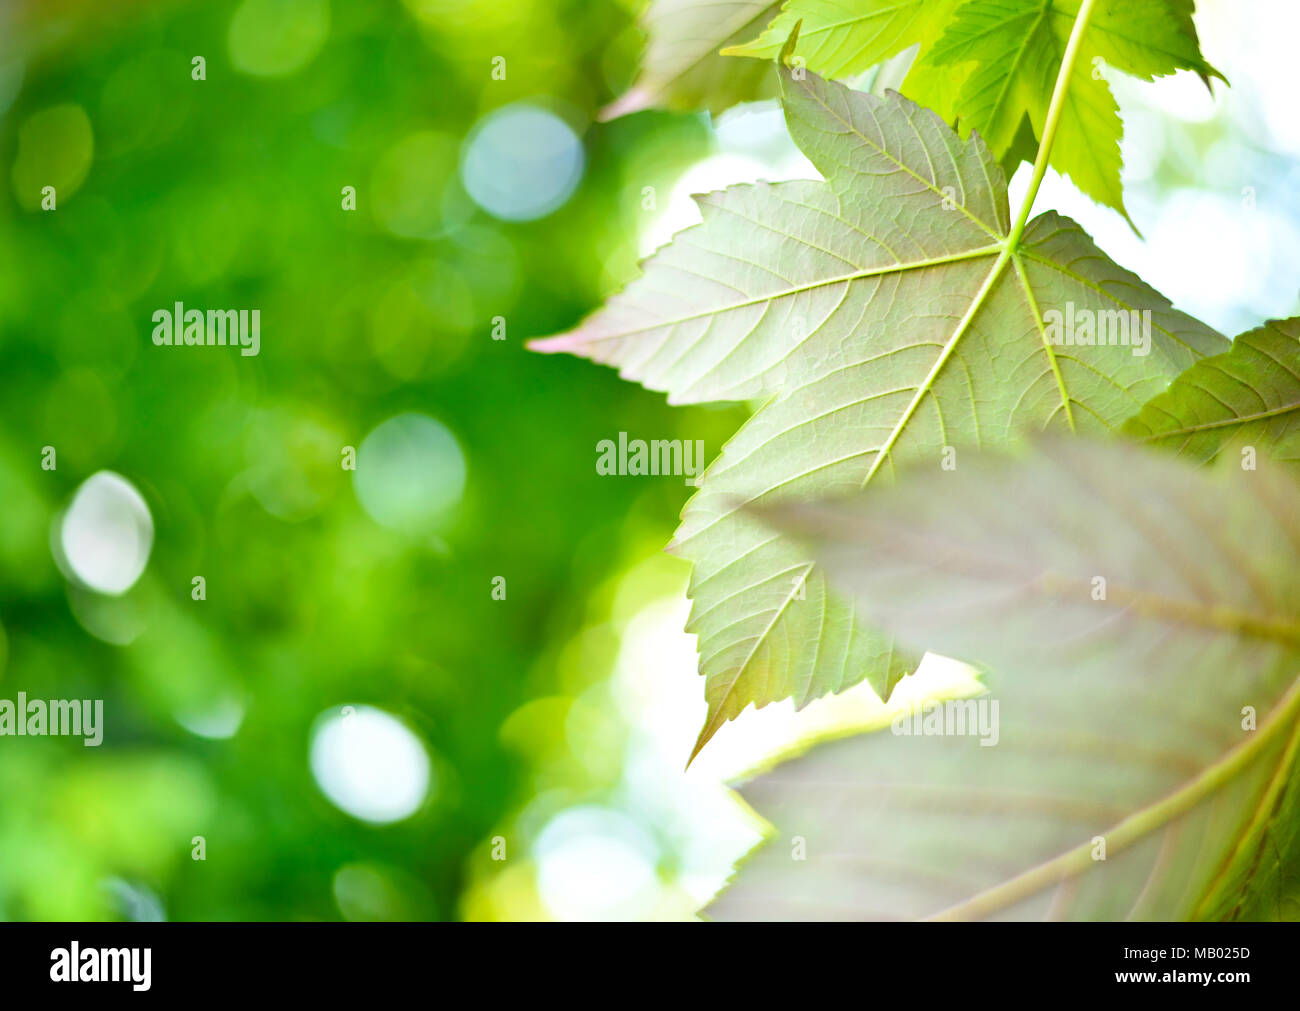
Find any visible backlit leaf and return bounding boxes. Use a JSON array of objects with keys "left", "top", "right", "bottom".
[
  {"left": 722, "top": 0, "right": 962, "bottom": 81},
  {"left": 1125, "top": 317, "right": 1300, "bottom": 468},
  {"left": 532, "top": 64, "right": 1224, "bottom": 757},
  {"left": 602, "top": 0, "right": 784, "bottom": 118},
  {"left": 730, "top": 0, "right": 1223, "bottom": 219},
  {"left": 710, "top": 438, "right": 1300, "bottom": 920}
]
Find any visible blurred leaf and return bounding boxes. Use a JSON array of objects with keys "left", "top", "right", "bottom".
[
  {"left": 712, "top": 438, "right": 1300, "bottom": 920},
  {"left": 602, "top": 0, "right": 783, "bottom": 118},
  {"left": 532, "top": 63, "right": 1224, "bottom": 757},
  {"left": 10, "top": 104, "right": 93, "bottom": 209}
]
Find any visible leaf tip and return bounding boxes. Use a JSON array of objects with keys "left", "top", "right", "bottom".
[
  {"left": 685, "top": 729, "right": 712, "bottom": 770},
  {"left": 527, "top": 329, "right": 585, "bottom": 354},
  {"left": 598, "top": 86, "right": 652, "bottom": 122},
  {"left": 1200, "top": 63, "right": 1229, "bottom": 91},
  {"left": 778, "top": 20, "right": 802, "bottom": 68},
  {"left": 687, "top": 703, "right": 735, "bottom": 767}
]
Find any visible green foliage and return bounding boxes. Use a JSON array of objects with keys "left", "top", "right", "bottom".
[
  {"left": 543, "top": 0, "right": 1300, "bottom": 921},
  {"left": 713, "top": 438, "right": 1300, "bottom": 920},
  {"left": 1126, "top": 317, "right": 1300, "bottom": 466},
  {"left": 921, "top": 0, "right": 1220, "bottom": 221},
  {"left": 714, "top": 0, "right": 1222, "bottom": 218},
  {"left": 0, "top": 0, "right": 732, "bottom": 922},
  {"left": 603, "top": 0, "right": 784, "bottom": 118},
  {"left": 16, "top": 0, "right": 1279, "bottom": 925},
  {"left": 534, "top": 58, "right": 1223, "bottom": 754},
  {"left": 723, "top": 0, "right": 963, "bottom": 80}
]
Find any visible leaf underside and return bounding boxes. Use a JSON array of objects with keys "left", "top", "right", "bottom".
[
  {"left": 709, "top": 438, "right": 1300, "bottom": 921},
  {"left": 532, "top": 64, "right": 1225, "bottom": 756},
  {"left": 1125, "top": 317, "right": 1300, "bottom": 469}
]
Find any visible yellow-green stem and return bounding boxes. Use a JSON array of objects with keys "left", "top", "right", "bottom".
[{"left": 1005, "top": 0, "right": 1099, "bottom": 251}]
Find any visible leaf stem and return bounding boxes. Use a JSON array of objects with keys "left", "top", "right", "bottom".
[{"left": 1005, "top": 0, "right": 1099, "bottom": 251}]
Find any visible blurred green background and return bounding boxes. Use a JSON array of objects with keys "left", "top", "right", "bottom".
[
  {"left": 0, "top": 0, "right": 760, "bottom": 921},
  {"left": 1, "top": 0, "right": 1297, "bottom": 921}
]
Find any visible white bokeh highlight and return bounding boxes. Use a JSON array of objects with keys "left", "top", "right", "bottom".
[
  {"left": 310, "top": 705, "right": 432, "bottom": 824},
  {"left": 58, "top": 471, "right": 154, "bottom": 596},
  {"left": 534, "top": 806, "right": 662, "bottom": 921},
  {"left": 175, "top": 693, "right": 246, "bottom": 740},
  {"left": 353, "top": 412, "right": 466, "bottom": 533},
  {"left": 461, "top": 103, "right": 584, "bottom": 222}
]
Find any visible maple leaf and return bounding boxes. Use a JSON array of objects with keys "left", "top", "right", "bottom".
[
  {"left": 711, "top": 438, "right": 1300, "bottom": 921},
  {"left": 1125, "top": 317, "right": 1300, "bottom": 469},
  {"left": 602, "top": 0, "right": 784, "bottom": 118},
  {"left": 728, "top": 0, "right": 1223, "bottom": 221},
  {"left": 531, "top": 57, "right": 1224, "bottom": 756}
]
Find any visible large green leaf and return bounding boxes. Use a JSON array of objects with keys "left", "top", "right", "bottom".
[
  {"left": 723, "top": 0, "right": 963, "bottom": 80},
  {"left": 710, "top": 438, "right": 1300, "bottom": 920},
  {"left": 1125, "top": 317, "right": 1300, "bottom": 467},
  {"left": 531, "top": 63, "right": 1225, "bottom": 757},
  {"left": 602, "top": 0, "right": 783, "bottom": 118},
  {"left": 730, "top": 0, "right": 1222, "bottom": 220}
]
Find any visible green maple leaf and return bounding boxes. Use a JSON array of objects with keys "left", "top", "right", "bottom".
[
  {"left": 602, "top": 0, "right": 784, "bottom": 118},
  {"left": 729, "top": 0, "right": 1223, "bottom": 221},
  {"left": 722, "top": 0, "right": 964, "bottom": 80},
  {"left": 531, "top": 57, "right": 1224, "bottom": 757},
  {"left": 922, "top": 0, "right": 1221, "bottom": 223},
  {"left": 1124, "top": 317, "right": 1300, "bottom": 467},
  {"left": 711, "top": 438, "right": 1300, "bottom": 920}
]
